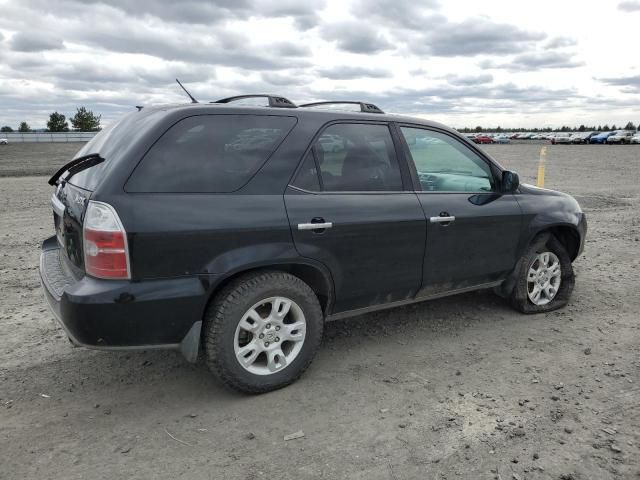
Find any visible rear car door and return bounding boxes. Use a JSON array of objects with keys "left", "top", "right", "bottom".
[
  {"left": 285, "top": 122, "right": 426, "bottom": 314},
  {"left": 397, "top": 126, "right": 522, "bottom": 296}
]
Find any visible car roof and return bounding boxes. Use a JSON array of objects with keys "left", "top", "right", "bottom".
[{"left": 139, "top": 102, "right": 456, "bottom": 133}]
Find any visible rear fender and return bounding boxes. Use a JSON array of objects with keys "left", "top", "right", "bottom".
[{"left": 202, "top": 244, "right": 335, "bottom": 314}]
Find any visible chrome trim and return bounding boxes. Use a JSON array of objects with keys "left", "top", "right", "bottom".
[
  {"left": 430, "top": 216, "right": 456, "bottom": 223},
  {"left": 326, "top": 280, "right": 502, "bottom": 321},
  {"left": 287, "top": 185, "right": 410, "bottom": 195},
  {"left": 51, "top": 193, "right": 65, "bottom": 216},
  {"left": 298, "top": 222, "right": 333, "bottom": 230}
]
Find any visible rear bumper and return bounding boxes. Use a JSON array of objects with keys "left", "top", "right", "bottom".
[{"left": 39, "top": 236, "right": 209, "bottom": 361}]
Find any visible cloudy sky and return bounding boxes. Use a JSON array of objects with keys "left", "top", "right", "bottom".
[{"left": 0, "top": 0, "right": 638, "bottom": 129}]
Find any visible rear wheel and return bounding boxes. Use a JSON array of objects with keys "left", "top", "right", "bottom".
[
  {"left": 204, "top": 271, "right": 323, "bottom": 393},
  {"left": 508, "top": 234, "right": 575, "bottom": 313}
]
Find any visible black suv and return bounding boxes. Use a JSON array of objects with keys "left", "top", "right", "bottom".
[{"left": 40, "top": 95, "right": 587, "bottom": 393}]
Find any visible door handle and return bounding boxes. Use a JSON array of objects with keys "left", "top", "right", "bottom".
[
  {"left": 429, "top": 216, "right": 456, "bottom": 223},
  {"left": 298, "top": 222, "right": 333, "bottom": 231}
]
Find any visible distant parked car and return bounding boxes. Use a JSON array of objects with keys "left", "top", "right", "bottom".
[
  {"left": 494, "top": 135, "right": 511, "bottom": 144},
  {"left": 571, "top": 132, "right": 597, "bottom": 144},
  {"left": 631, "top": 133, "right": 640, "bottom": 144},
  {"left": 0, "top": 138, "right": 8, "bottom": 145},
  {"left": 589, "top": 131, "right": 615, "bottom": 144},
  {"left": 606, "top": 131, "right": 634, "bottom": 144},
  {"left": 474, "top": 135, "right": 494, "bottom": 144},
  {"left": 553, "top": 134, "right": 573, "bottom": 144}
]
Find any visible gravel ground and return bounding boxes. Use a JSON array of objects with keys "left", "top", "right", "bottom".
[
  {"left": 1, "top": 143, "right": 639, "bottom": 480},
  {"left": 0, "top": 142, "right": 85, "bottom": 177}
]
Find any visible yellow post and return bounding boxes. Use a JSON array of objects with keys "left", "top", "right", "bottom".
[{"left": 537, "top": 146, "right": 547, "bottom": 188}]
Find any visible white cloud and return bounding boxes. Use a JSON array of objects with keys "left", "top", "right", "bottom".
[
  {"left": 618, "top": 0, "right": 640, "bottom": 12},
  {"left": 0, "top": 0, "right": 637, "bottom": 129}
]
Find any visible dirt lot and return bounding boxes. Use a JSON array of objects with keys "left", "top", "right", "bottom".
[
  {"left": 0, "top": 142, "right": 84, "bottom": 177},
  {"left": 1, "top": 142, "right": 639, "bottom": 480}
]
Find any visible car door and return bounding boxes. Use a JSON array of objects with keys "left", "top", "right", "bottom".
[
  {"left": 397, "top": 125, "right": 522, "bottom": 297},
  {"left": 285, "top": 122, "right": 426, "bottom": 314}
]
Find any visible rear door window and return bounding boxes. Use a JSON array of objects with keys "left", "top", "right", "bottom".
[
  {"left": 312, "top": 123, "right": 402, "bottom": 191},
  {"left": 292, "top": 151, "right": 321, "bottom": 191},
  {"left": 126, "top": 114, "right": 296, "bottom": 193}
]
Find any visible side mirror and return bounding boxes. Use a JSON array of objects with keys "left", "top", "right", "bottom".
[{"left": 501, "top": 170, "right": 519, "bottom": 193}]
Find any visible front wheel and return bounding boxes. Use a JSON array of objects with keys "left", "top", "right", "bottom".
[
  {"left": 204, "top": 271, "right": 324, "bottom": 394},
  {"left": 508, "top": 234, "right": 575, "bottom": 313}
]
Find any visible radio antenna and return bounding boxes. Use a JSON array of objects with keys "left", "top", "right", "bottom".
[{"left": 175, "top": 78, "right": 198, "bottom": 103}]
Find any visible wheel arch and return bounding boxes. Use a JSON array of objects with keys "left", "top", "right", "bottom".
[
  {"left": 499, "top": 222, "right": 582, "bottom": 299},
  {"left": 528, "top": 224, "right": 582, "bottom": 261},
  {"left": 202, "top": 260, "right": 335, "bottom": 319}
]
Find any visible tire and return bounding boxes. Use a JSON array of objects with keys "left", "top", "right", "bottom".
[
  {"left": 508, "top": 233, "right": 575, "bottom": 314},
  {"left": 203, "top": 271, "right": 324, "bottom": 394}
]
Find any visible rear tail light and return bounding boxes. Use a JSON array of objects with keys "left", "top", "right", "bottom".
[{"left": 83, "top": 201, "right": 130, "bottom": 279}]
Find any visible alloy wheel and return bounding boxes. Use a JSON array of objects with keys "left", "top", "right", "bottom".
[
  {"left": 526, "top": 251, "right": 562, "bottom": 306},
  {"left": 233, "top": 296, "right": 307, "bottom": 375}
]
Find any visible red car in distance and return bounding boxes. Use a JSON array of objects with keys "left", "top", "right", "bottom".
[{"left": 474, "top": 135, "right": 495, "bottom": 144}]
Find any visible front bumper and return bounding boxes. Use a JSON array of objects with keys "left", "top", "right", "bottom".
[
  {"left": 39, "top": 236, "right": 208, "bottom": 361},
  {"left": 577, "top": 212, "right": 588, "bottom": 257}
]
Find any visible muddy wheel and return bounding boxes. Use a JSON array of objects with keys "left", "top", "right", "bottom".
[
  {"left": 204, "top": 271, "right": 323, "bottom": 394},
  {"left": 508, "top": 234, "right": 575, "bottom": 313}
]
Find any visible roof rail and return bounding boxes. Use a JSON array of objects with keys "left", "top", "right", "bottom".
[
  {"left": 299, "top": 101, "right": 384, "bottom": 114},
  {"left": 212, "top": 94, "right": 297, "bottom": 108}
]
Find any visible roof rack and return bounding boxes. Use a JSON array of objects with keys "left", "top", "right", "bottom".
[
  {"left": 212, "top": 94, "right": 297, "bottom": 108},
  {"left": 299, "top": 101, "right": 384, "bottom": 114}
]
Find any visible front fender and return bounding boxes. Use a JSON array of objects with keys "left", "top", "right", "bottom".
[{"left": 515, "top": 184, "right": 586, "bottom": 260}]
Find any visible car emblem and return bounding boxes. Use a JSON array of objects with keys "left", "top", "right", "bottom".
[{"left": 74, "top": 194, "right": 86, "bottom": 206}]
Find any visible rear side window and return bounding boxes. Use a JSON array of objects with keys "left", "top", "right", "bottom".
[
  {"left": 126, "top": 115, "right": 296, "bottom": 193},
  {"left": 312, "top": 123, "right": 402, "bottom": 192},
  {"left": 292, "top": 151, "right": 321, "bottom": 191}
]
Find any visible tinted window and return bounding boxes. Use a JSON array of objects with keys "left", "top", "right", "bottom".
[
  {"left": 400, "top": 127, "right": 494, "bottom": 193},
  {"left": 126, "top": 115, "right": 296, "bottom": 193},
  {"left": 292, "top": 151, "right": 321, "bottom": 191},
  {"left": 313, "top": 123, "right": 402, "bottom": 191},
  {"left": 69, "top": 109, "right": 166, "bottom": 190}
]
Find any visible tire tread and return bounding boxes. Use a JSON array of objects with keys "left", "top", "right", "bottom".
[{"left": 204, "top": 271, "right": 323, "bottom": 394}]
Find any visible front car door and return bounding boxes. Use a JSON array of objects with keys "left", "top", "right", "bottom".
[
  {"left": 397, "top": 125, "right": 523, "bottom": 297},
  {"left": 285, "top": 122, "right": 426, "bottom": 314}
]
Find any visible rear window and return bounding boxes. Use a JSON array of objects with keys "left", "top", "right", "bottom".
[
  {"left": 68, "top": 109, "right": 165, "bottom": 191},
  {"left": 126, "top": 114, "right": 296, "bottom": 193}
]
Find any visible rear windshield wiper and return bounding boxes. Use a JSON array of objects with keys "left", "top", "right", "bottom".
[{"left": 48, "top": 154, "right": 105, "bottom": 186}]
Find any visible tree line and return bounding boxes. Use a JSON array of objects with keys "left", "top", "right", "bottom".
[
  {"left": 457, "top": 121, "right": 639, "bottom": 133},
  {"left": 1, "top": 107, "right": 101, "bottom": 133}
]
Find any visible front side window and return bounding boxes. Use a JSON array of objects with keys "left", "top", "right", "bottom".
[
  {"left": 126, "top": 115, "right": 296, "bottom": 193},
  {"left": 312, "top": 123, "right": 402, "bottom": 192},
  {"left": 400, "top": 127, "right": 494, "bottom": 193}
]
